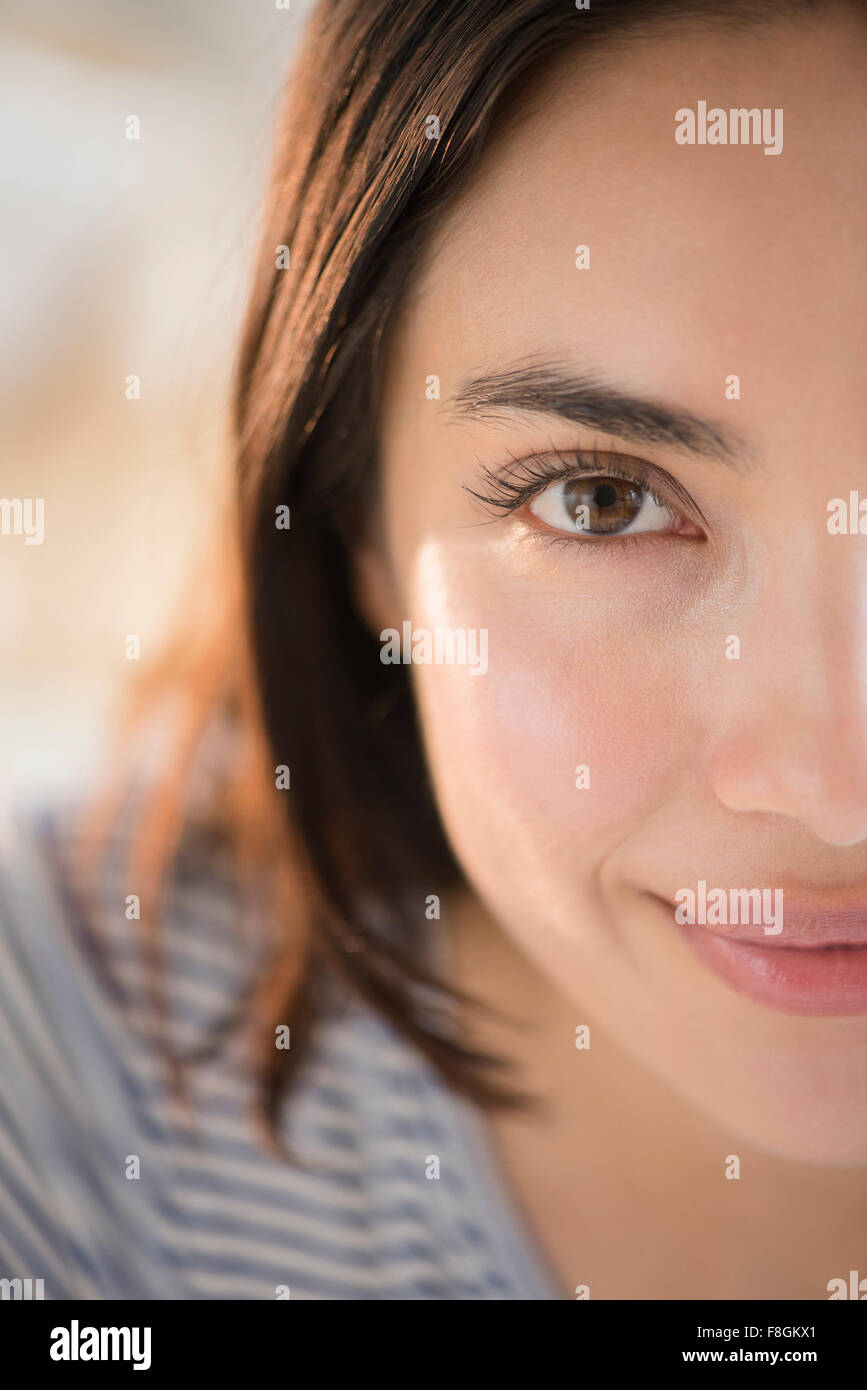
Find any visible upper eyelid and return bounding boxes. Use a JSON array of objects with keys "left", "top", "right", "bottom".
[{"left": 465, "top": 446, "right": 708, "bottom": 526}]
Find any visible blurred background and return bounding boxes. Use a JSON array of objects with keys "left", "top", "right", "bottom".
[{"left": 0, "top": 0, "right": 311, "bottom": 802}]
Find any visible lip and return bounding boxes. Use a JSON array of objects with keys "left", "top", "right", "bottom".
[{"left": 648, "top": 892, "right": 867, "bottom": 1016}]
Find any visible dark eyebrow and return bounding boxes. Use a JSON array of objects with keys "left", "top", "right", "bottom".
[{"left": 448, "top": 361, "right": 748, "bottom": 468}]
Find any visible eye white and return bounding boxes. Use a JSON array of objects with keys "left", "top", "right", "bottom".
[{"left": 528, "top": 477, "right": 673, "bottom": 536}]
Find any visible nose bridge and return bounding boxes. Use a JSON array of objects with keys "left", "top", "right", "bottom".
[
  {"left": 710, "top": 528, "right": 867, "bottom": 844},
  {"left": 775, "top": 533, "right": 867, "bottom": 720}
]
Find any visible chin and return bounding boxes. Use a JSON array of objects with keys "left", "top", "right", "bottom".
[{"left": 674, "top": 1060, "right": 867, "bottom": 1168}]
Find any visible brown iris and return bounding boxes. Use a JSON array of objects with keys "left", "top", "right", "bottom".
[{"left": 563, "top": 476, "right": 645, "bottom": 534}]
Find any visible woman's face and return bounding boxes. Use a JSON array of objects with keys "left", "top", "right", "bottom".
[{"left": 364, "top": 10, "right": 867, "bottom": 1163}]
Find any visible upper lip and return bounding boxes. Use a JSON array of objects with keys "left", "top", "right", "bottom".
[{"left": 650, "top": 891, "right": 867, "bottom": 948}]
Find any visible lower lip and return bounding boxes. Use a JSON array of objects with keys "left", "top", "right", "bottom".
[{"left": 656, "top": 901, "right": 867, "bottom": 1016}]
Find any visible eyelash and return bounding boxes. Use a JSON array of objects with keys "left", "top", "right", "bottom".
[{"left": 464, "top": 445, "right": 704, "bottom": 547}]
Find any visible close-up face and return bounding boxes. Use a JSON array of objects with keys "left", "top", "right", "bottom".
[
  {"left": 365, "top": 8, "right": 867, "bottom": 1163},
  {"left": 10, "top": 0, "right": 867, "bottom": 1321}
]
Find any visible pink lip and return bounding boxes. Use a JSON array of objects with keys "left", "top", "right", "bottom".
[{"left": 649, "top": 893, "right": 867, "bottom": 1016}]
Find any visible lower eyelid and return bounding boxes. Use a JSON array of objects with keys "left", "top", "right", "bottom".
[{"left": 527, "top": 526, "right": 669, "bottom": 557}]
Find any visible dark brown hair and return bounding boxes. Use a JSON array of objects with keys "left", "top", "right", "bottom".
[{"left": 109, "top": 0, "right": 824, "bottom": 1137}]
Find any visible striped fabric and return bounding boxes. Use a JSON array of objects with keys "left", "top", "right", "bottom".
[{"left": 0, "top": 800, "right": 558, "bottom": 1300}]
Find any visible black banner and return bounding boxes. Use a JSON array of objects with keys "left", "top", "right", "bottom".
[{"left": 2, "top": 1298, "right": 862, "bottom": 1374}]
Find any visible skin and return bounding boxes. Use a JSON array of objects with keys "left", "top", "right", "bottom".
[{"left": 356, "top": 8, "right": 867, "bottom": 1297}]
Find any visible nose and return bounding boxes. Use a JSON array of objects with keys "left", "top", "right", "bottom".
[{"left": 710, "top": 537, "right": 867, "bottom": 847}]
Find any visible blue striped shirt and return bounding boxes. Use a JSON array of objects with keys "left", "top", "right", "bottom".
[{"left": 0, "top": 800, "right": 558, "bottom": 1300}]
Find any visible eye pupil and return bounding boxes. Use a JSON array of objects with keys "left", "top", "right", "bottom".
[{"left": 594, "top": 482, "right": 618, "bottom": 510}]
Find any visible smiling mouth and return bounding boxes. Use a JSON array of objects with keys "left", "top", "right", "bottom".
[{"left": 647, "top": 892, "right": 867, "bottom": 1016}]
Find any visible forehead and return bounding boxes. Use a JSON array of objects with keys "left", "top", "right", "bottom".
[{"left": 393, "top": 16, "right": 866, "bottom": 419}]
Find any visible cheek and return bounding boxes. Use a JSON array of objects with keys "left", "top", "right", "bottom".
[{"left": 404, "top": 539, "right": 698, "bottom": 912}]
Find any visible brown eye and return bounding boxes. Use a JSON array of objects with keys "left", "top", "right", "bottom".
[
  {"left": 529, "top": 473, "right": 674, "bottom": 537},
  {"left": 564, "top": 477, "right": 644, "bottom": 533}
]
